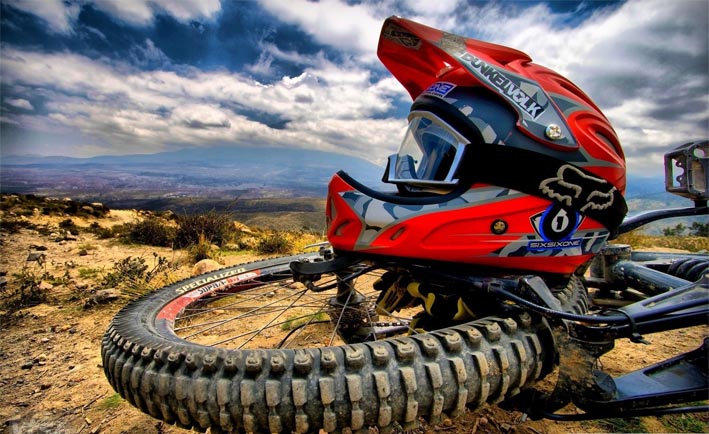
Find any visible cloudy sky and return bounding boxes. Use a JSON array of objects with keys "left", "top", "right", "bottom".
[{"left": 1, "top": 0, "right": 707, "bottom": 176}]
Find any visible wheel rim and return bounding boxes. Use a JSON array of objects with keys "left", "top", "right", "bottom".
[{"left": 156, "top": 265, "right": 419, "bottom": 349}]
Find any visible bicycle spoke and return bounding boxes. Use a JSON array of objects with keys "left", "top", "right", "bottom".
[{"left": 171, "top": 264, "right": 416, "bottom": 350}]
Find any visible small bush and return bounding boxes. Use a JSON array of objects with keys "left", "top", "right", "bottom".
[
  {"left": 78, "top": 267, "right": 102, "bottom": 279},
  {"left": 188, "top": 233, "right": 222, "bottom": 263},
  {"left": 257, "top": 232, "right": 293, "bottom": 255},
  {"left": 662, "top": 413, "right": 708, "bottom": 433},
  {"left": 100, "top": 254, "right": 173, "bottom": 296},
  {"left": 0, "top": 217, "right": 36, "bottom": 234},
  {"left": 98, "top": 393, "right": 123, "bottom": 409},
  {"left": 88, "top": 222, "right": 114, "bottom": 239},
  {"left": 175, "top": 211, "right": 236, "bottom": 248},
  {"left": 616, "top": 231, "right": 709, "bottom": 252},
  {"left": 58, "top": 218, "right": 79, "bottom": 235},
  {"left": 591, "top": 417, "right": 646, "bottom": 433},
  {"left": 3, "top": 269, "right": 51, "bottom": 310},
  {"left": 126, "top": 217, "right": 175, "bottom": 247}
]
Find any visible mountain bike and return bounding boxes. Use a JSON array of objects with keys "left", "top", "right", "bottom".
[
  {"left": 101, "top": 15, "right": 707, "bottom": 433},
  {"left": 101, "top": 140, "right": 707, "bottom": 433}
]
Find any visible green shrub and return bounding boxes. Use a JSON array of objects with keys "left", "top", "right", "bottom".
[
  {"left": 126, "top": 217, "right": 175, "bottom": 247},
  {"left": 78, "top": 267, "right": 102, "bottom": 279},
  {"left": 662, "top": 413, "right": 708, "bottom": 433},
  {"left": 87, "top": 221, "right": 115, "bottom": 239},
  {"left": 257, "top": 232, "right": 293, "bottom": 255},
  {"left": 3, "top": 269, "right": 51, "bottom": 309},
  {"left": 58, "top": 218, "right": 79, "bottom": 235},
  {"left": 100, "top": 254, "right": 172, "bottom": 295},
  {"left": 175, "top": 211, "right": 236, "bottom": 248},
  {"left": 585, "top": 418, "right": 646, "bottom": 433},
  {"left": 98, "top": 393, "right": 123, "bottom": 409},
  {"left": 0, "top": 217, "right": 36, "bottom": 234},
  {"left": 188, "top": 233, "right": 222, "bottom": 263},
  {"left": 616, "top": 231, "right": 709, "bottom": 252}
]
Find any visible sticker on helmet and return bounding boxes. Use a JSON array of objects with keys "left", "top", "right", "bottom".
[
  {"left": 458, "top": 53, "right": 544, "bottom": 119},
  {"left": 539, "top": 164, "right": 617, "bottom": 213},
  {"left": 423, "top": 82, "right": 456, "bottom": 98},
  {"left": 382, "top": 23, "right": 421, "bottom": 49},
  {"left": 538, "top": 203, "right": 582, "bottom": 240},
  {"left": 528, "top": 203, "right": 583, "bottom": 250}
]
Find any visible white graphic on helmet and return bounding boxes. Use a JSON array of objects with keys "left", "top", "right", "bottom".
[
  {"left": 448, "top": 49, "right": 578, "bottom": 149},
  {"left": 459, "top": 53, "right": 543, "bottom": 118},
  {"left": 496, "top": 229, "right": 608, "bottom": 258},
  {"left": 539, "top": 164, "right": 616, "bottom": 213},
  {"left": 341, "top": 187, "right": 516, "bottom": 249},
  {"left": 532, "top": 204, "right": 583, "bottom": 240}
]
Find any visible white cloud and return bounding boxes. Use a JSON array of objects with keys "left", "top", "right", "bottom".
[
  {"left": 150, "top": 0, "right": 222, "bottom": 22},
  {"left": 4, "top": 98, "right": 34, "bottom": 110},
  {"left": 259, "top": 0, "right": 382, "bottom": 61},
  {"left": 93, "top": 0, "right": 221, "bottom": 25},
  {"left": 387, "top": 0, "right": 707, "bottom": 176},
  {"left": 0, "top": 47, "right": 403, "bottom": 161},
  {"left": 7, "top": 0, "right": 222, "bottom": 30},
  {"left": 5, "top": 0, "right": 80, "bottom": 34},
  {"left": 91, "top": 0, "right": 155, "bottom": 26},
  {"left": 2, "top": 0, "right": 705, "bottom": 178}
]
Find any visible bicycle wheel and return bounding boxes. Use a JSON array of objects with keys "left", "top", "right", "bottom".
[{"left": 101, "top": 251, "right": 562, "bottom": 433}]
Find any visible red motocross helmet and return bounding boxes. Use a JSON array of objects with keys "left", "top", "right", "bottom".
[{"left": 326, "top": 17, "right": 627, "bottom": 275}]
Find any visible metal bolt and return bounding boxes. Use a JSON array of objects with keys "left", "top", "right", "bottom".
[{"left": 545, "top": 124, "right": 563, "bottom": 140}]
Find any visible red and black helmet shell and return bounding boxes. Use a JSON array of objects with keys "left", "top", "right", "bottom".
[
  {"left": 378, "top": 16, "right": 626, "bottom": 192},
  {"left": 324, "top": 17, "right": 629, "bottom": 275}
]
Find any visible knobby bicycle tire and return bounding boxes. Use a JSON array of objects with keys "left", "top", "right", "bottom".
[{"left": 101, "top": 253, "right": 570, "bottom": 433}]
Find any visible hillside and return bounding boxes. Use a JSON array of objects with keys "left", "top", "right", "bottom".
[
  {"left": 0, "top": 195, "right": 707, "bottom": 434},
  {"left": 0, "top": 145, "right": 384, "bottom": 201},
  {"left": 3, "top": 147, "right": 705, "bottom": 234}
]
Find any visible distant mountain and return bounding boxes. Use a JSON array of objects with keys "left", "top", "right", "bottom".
[
  {"left": 2, "top": 149, "right": 703, "bottom": 234},
  {"left": 1, "top": 146, "right": 387, "bottom": 198},
  {"left": 3, "top": 147, "right": 380, "bottom": 175}
]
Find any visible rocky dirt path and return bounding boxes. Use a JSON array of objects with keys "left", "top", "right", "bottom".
[{"left": 1, "top": 214, "right": 706, "bottom": 434}]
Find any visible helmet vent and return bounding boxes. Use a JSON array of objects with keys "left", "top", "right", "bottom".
[{"left": 390, "top": 227, "right": 406, "bottom": 241}]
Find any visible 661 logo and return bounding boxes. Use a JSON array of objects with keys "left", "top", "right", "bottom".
[{"left": 528, "top": 203, "right": 583, "bottom": 250}]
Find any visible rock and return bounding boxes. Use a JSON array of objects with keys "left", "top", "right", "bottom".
[
  {"left": 26, "top": 252, "right": 46, "bottom": 264},
  {"left": 191, "top": 259, "right": 222, "bottom": 276},
  {"left": 233, "top": 221, "right": 254, "bottom": 234},
  {"left": 84, "top": 288, "right": 122, "bottom": 307},
  {"left": 38, "top": 281, "right": 53, "bottom": 291},
  {"left": 78, "top": 249, "right": 88, "bottom": 256},
  {"left": 35, "top": 353, "right": 48, "bottom": 365}
]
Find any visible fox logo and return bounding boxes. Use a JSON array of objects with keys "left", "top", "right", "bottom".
[{"left": 539, "top": 165, "right": 616, "bottom": 213}]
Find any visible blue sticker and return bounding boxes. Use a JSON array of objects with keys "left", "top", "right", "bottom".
[
  {"left": 423, "top": 82, "right": 456, "bottom": 98},
  {"left": 528, "top": 203, "right": 583, "bottom": 250}
]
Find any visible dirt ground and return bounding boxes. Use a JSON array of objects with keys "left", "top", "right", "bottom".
[{"left": 0, "top": 211, "right": 706, "bottom": 434}]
